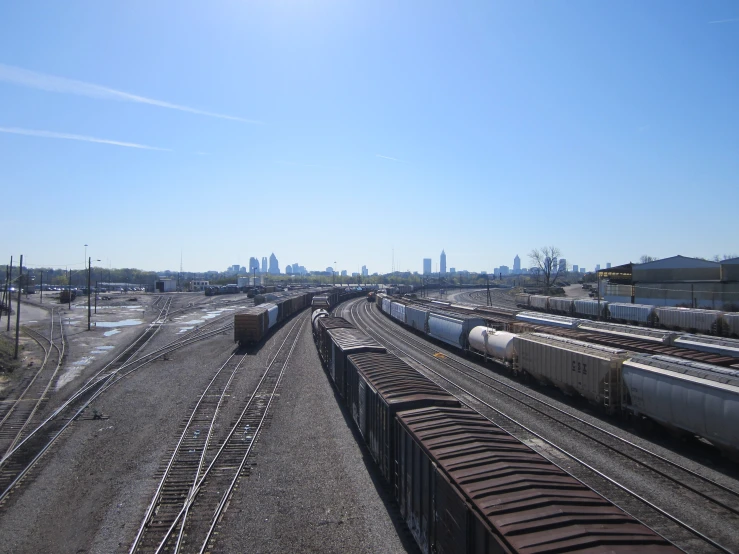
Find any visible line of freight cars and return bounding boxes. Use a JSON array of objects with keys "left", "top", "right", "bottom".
[
  {"left": 233, "top": 287, "right": 368, "bottom": 345},
  {"left": 310, "top": 312, "right": 680, "bottom": 554},
  {"left": 514, "top": 311, "right": 739, "bottom": 362},
  {"left": 310, "top": 287, "right": 373, "bottom": 312},
  {"left": 516, "top": 293, "right": 739, "bottom": 337},
  {"left": 233, "top": 289, "right": 319, "bottom": 345},
  {"left": 377, "top": 294, "right": 739, "bottom": 459}
]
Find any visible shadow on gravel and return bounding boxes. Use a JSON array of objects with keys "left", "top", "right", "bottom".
[{"left": 316, "top": 359, "right": 422, "bottom": 554}]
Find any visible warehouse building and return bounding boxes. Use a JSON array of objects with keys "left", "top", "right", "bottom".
[
  {"left": 155, "top": 278, "right": 177, "bottom": 293},
  {"left": 190, "top": 280, "right": 209, "bottom": 291},
  {"left": 598, "top": 256, "right": 739, "bottom": 310}
]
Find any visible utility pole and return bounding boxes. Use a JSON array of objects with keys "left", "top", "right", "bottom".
[
  {"left": 14, "top": 255, "right": 23, "bottom": 359},
  {"left": 6, "top": 256, "right": 12, "bottom": 331},
  {"left": 68, "top": 268, "right": 72, "bottom": 309},
  {"left": 87, "top": 257, "right": 92, "bottom": 330},
  {"left": 597, "top": 270, "right": 601, "bottom": 321},
  {"left": 40, "top": 271, "right": 43, "bottom": 304},
  {"left": 486, "top": 273, "right": 491, "bottom": 306}
]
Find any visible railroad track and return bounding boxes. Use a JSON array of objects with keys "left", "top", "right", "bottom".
[
  {"left": 346, "top": 298, "right": 739, "bottom": 554},
  {"left": 0, "top": 311, "right": 65, "bottom": 457},
  {"left": 0, "top": 297, "right": 180, "bottom": 504},
  {"left": 130, "top": 312, "right": 307, "bottom": 554}
]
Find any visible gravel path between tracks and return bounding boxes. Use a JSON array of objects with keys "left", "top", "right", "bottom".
[
  {"left": 0, "top": 300, "right": 415, "bottom": 554},
  {"left": 216, "top": 317, "right": 415, "bottom": 554},
  {"left": 0, "top": 322, "right": 238, "bottom": 553}
]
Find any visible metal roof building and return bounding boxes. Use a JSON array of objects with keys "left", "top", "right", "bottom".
[
  {"left": 721, "top": 257, "right": 739, "bottom": 282},
  {"left": 632, "top": 256, "right": 720, "bottom": 282},
  {"left": 597, "top": 256, "right": 739, "bottom": 310}
]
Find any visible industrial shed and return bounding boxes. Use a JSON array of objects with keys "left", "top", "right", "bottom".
[
  {"left": 632, "top": 256, "right": 720, "bottom": 282},
  {"left": 722, "top": 257, "right": 739, "bottom": 282},
  {"left": 599, "top": 256, "right": 739, "bottom": 310},
  {"left": 155, "top": 278, "right": 177, "bottom": 293}
]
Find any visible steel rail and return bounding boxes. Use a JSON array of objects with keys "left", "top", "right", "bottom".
[
  {"left": 129, "top": 351, "right": 245, "bottom": 553},
  {"left": 147, "top": 314, "right": 308, "bottom": 554},
  {"left": 196, "top": 316, "right": 305, "bottom": 554},
  {"left": 1, "top": 316, "right": 66, "bottom": 456}
]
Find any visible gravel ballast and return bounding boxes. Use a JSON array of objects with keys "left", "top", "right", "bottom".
[{"left": 0, "top": 299, "right": 415, "bottom": 554}]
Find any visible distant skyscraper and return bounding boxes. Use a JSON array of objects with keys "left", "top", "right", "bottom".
[
  {"left": 362, "top": 265, "right": 368, "bottom": 276},
  {"left": 440, "top": 250, "right": 446, "bottom": 275},
  {"left": 291, "top": 263, "right": 299, "bottom": 274},
  {"left": 513, "top": 255, "right": 521, "bottom": 274},
  {"left": 558, "top": 258, "right": 567, "bottom": 273},
  {"left": 268, "top": 253, "right": 279, "bottom": 274},
  {"left": 249, "top": 257, "right": 260, "bottom": 273},
  {"left": 286, "top": 265, "right": 293, "bottom": 274},
  {"left": 499, "top": 265, "right": 510, "bottom": 276},
  {"left": 261, "top": 257, "right": 267, "bottom": 273},
  {"left": 573, "top": 264, "right": 579, "bottom": 273},
  {"left": 423, "top": 258, "right": 432, "bottom": 275},
  {"left": 606, "top": 262, "right": 612, "bottom": 269},
  {"left": 340, "top": 269, "right": 347, "bottom": 276},
  {"left": 595, "top": 264, "right": 601, "bottom": 272},
  {"left": 450, "top": 268, "right": 456, "bottom": 274}
]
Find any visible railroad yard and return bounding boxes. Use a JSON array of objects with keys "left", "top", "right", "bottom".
[{"left": 0, "top": 289, "right": 738, "bottom": 554}]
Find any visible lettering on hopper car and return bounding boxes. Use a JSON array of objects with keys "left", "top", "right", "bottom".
[{"left": 571, "top": 361, "right": 588, "bottom": 375}]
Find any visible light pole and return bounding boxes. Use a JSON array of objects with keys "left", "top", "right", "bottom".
[{"left": 88, "top": 257, "right": 100, "bottom": 330}]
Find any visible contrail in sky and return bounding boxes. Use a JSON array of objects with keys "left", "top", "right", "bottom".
[
  {"left": 0, "top": 63, "right": 261, "bottom": 124},
  {"left": 0, "top": 126, "right": 171, "bottom": 151},
  {"left": 376, "top": 154, "right": 400, "bottom": 161}
]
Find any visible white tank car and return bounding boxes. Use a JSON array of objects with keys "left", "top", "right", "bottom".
[
  {"left": 468, "top": 327, "right": 516, "bottom": 360},
  {"left": 311, "top": 309, "right": 329, "bottom": 334}
]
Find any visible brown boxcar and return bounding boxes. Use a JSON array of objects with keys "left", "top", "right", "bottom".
[
  {"left": 395, "top": 406, "right": 680, "bottom": 554},
  {"left": 325, "top": 328, "right": 385, "bottom": 398},
  {"left": 233, "top": 306, "right": 269, "bottom": 345},
  {"left": 315, "top": 317, "right": 354, "bottom": 365},
  {"left": 346, "top": 352, "right": 459, "bottom": 487}
]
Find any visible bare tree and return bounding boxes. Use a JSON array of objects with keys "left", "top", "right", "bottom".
[
  {"left": 529, "top": 246, "right": 565, "bottom": 292},
  {"left": 639, "top": 255, "right": 658, "bottom": 263},
  {"left": 713, "top": 254, "right": 739, "bottom": 262}
]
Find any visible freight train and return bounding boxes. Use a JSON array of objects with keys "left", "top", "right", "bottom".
[
  {"left": 516, "top": 293, "right": 739, "bottom": 336},
  {"left": 310, "top": 312, "right": 680, "bottom": 554},
  {"left": 377, "top": 293, "right": 739, "bottom": 459},
  {"left": 233, "top": 287, "right": 366, "bottom": 345},
  {"left": 204, "top": 284, "right": 241, "bottom": 296}
]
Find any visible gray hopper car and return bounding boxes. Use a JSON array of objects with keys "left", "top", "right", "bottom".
[
  {"left": 622, "top": 355, "right": 739, "bottom": 458},
  {"left": 513, "top": 333, "right": 629, "bottom": 411}
]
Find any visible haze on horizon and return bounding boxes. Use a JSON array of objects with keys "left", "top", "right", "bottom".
[{"left": 2, "top": 1, "right": 737, "bottom": 274}]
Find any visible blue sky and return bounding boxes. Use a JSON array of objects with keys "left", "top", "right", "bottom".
[{"left": 1, "top": 1, "right": 737, "bottom": 275}]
